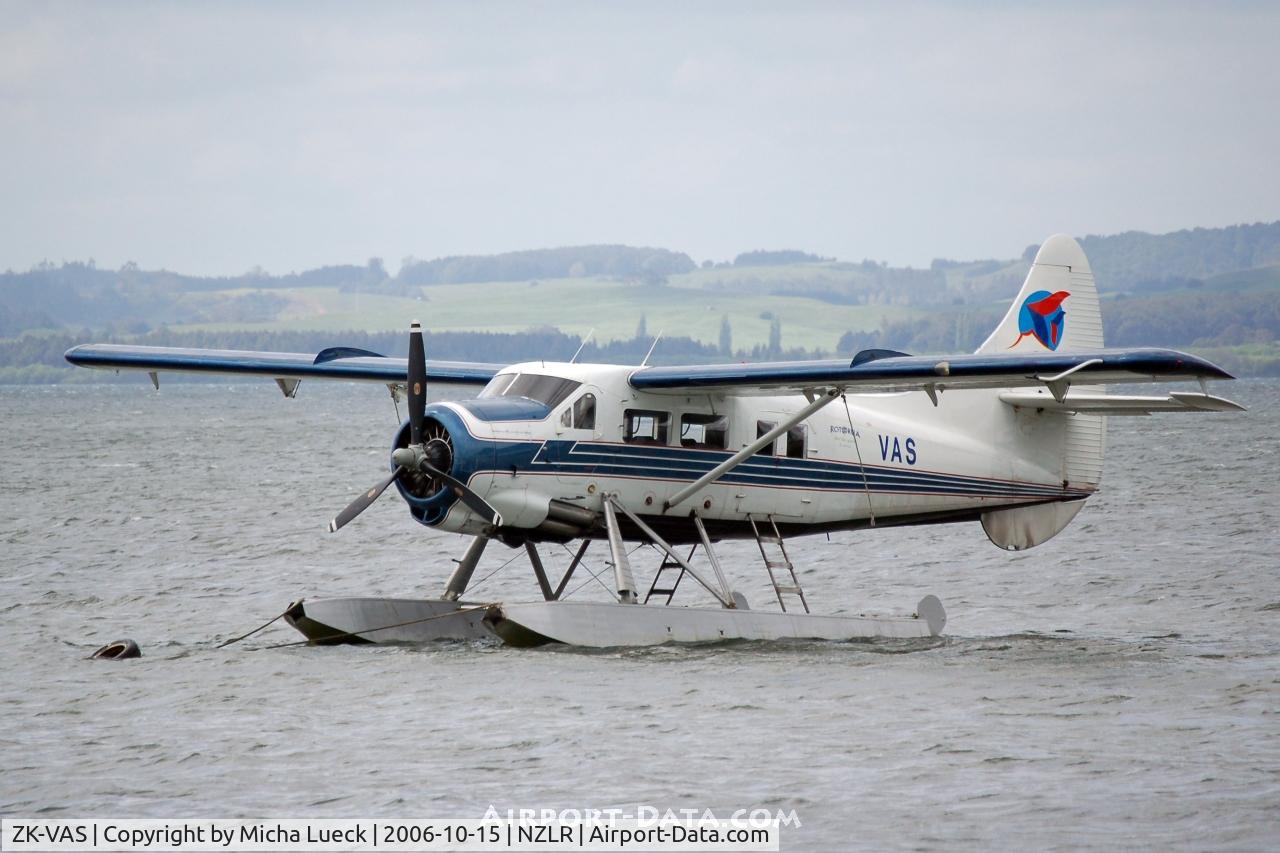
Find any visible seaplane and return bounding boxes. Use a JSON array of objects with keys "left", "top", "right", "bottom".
[{"left": 66, "top": 235, "right": 1245, "bottom": 647}]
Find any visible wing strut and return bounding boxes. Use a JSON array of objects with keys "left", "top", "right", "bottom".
[{"left": 664, "top": 388, "right": 842, "bottom": 511}]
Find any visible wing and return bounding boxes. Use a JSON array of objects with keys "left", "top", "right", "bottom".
[
  {"left": 65, "top": 343, "right": 502, "bottom": 394},
  {"left": 628, "top": 347, "right": 1237, "bottom": 398}
]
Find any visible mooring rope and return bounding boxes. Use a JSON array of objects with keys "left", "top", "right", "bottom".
[
  {"left": 258, "top": 603, "right": 495, "bottom": 650},
  {"left": 216, "top": 607, "right": 292, "bottom": 648}
]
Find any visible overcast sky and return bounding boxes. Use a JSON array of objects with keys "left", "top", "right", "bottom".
[{"left": 3, "top": 1, "right": 1278, "bottom": 275}]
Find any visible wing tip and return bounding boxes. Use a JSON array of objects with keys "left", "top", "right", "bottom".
[{"left": 64, "top": 343, "right": 92, "bottom": 366}]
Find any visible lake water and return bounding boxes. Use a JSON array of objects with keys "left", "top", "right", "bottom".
[{"left": 2, "top": 379, "right": 1277, "bottom": 850}]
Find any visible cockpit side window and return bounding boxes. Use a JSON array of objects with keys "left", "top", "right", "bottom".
[
  {"left": 624, "top": 409, "right": 669, "bottom": 444},
  {"left": 572, "top": 393, "right": 596, "bottom": 430}
]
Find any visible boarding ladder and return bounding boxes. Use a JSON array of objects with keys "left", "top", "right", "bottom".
[
  {"left": 644, "top": 544, "right": 698, "bottom": 605},
  {"left": 749, "top": 515, "right": 809, "bottom": 613}
]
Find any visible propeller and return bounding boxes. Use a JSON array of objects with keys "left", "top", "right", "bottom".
[
  {"left": 408, "top": 320, "right": 426, "bottom": 445},
  {"left": 327, "top": 321, "right": 503, "bottom": 533},
  {"left": 418, "top": 460, "right": 501, "bottom": 525},
  {"left": 328, "top": 466, "right": 403, "bottom": 533}
]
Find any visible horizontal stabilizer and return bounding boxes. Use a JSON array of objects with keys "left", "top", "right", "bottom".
[{"left": 999, "top": 390, "right": 1246, "bottom": 416}]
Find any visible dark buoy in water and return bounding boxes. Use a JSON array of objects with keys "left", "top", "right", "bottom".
[{"left": 91, "top": 639, "right": 141, "bottom": 660}]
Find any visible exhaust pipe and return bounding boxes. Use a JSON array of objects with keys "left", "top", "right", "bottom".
[
  {"left": 532, "top": 518, "right": 583, "bottom": 540},
  {"left": 546, "top": 499, "right": 598, "bottom": 528},
  {"left": 529, "top": 500, "right": 599, "bottom": 540}
]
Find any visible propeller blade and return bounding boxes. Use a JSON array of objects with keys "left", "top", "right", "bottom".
[
  {"left": 328, "top": 466, "right": 403, "bottom": 533},
  {"left": 408, "top": 321, "right": 426, "bottom": 446},
  {"left": 420, "top": 462, "right": 503, "bottom": 526}
]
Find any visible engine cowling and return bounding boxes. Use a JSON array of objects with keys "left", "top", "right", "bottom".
[{"left": 391, "top": 409, "right": 475, "bottom": 526}]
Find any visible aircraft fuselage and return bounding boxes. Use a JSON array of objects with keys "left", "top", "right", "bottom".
[{"left": 393, "top": 361, "right": 1096, "bottom": 543}]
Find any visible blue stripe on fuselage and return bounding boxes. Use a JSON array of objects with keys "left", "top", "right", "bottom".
[{"left": 474, "top": 438, "right": 1085, "bottom": 499}]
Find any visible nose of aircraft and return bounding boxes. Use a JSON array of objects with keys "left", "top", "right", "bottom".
[
  {"left": 391, "top": 414, "right": 454, "bottom": 499},
  {"left": 389, "top": 407, "right": 501, "bottom": 527},
  {"left": 327, "top": 322, "right": 502, "bottom": 533}
]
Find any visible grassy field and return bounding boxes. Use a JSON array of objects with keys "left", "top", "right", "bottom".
[
  {"left": 1191, "top": 342, "right": 1280, "bottom": 377},
  {"left": 122, "top": 258, "right": 1280, "bottom": 358},
  {"left": 174, "top": 275, "right": 913, "bottom": 352}
]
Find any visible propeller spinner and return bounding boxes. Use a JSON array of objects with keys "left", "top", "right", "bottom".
[{"left": 328, "top": 321, "right": 501, "bottom": 532}]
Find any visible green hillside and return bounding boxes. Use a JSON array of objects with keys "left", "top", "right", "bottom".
[{"left": 173, "top": 276, "right": 908, "bottom": 352}]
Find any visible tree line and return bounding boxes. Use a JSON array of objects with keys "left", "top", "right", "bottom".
[{"left": 395, "top": 245, "right": 695, "bottom": 288}]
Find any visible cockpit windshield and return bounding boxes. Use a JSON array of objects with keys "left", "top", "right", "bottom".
[
  {"left": 478, "top": 372, "right": 581, "bottom": 408},
  {"left": 479, "top": 373, "right": 518, "bottom": 398}
]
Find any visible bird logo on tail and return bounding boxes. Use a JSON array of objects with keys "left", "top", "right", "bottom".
[{"left": 1009, "top": 290, "right": 1070, "bottom": 350}]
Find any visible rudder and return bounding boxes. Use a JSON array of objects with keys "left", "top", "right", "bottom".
[
  {"left": 979, "top": 236, "right": 1107, "bottom": 549},
  {"left": 976, "top": 234, "right": 1103, "bottom": 355}
]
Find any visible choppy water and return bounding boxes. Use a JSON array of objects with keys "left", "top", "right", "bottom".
[{"left": 2, "top": 379, "right": 1277, "bottom": 850}]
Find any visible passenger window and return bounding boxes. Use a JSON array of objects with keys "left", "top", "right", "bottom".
[
  {"left": 756, "top": 420, "right": 776, "bottom": 455},
  {"left": 624, "top": 409, "right": 669, "bottom": 444},
  {"left": 680, "top": 413, "right": 728, "bottom": 449},
  {"left": 573, "top": 393, "right": 596, "bottom": 430},
  {"left": 786, "top": 424, "right": 807, "bottom": 459}
]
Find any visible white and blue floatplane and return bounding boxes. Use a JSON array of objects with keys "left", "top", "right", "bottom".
[{"left": 67, "top": 235, "right": 1243, "bottom": 647}]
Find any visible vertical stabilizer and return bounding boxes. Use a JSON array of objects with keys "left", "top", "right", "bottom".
[
  {"left": 981, "top": 235, "right": 1107, "bottom": 519},
  {"left": 976, "top": 234, "right": 1103, "bottom": 355}
]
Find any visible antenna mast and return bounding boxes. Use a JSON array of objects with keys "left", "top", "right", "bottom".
[{"left": 640, "top": 330, "right": 664, "bottom": 367}]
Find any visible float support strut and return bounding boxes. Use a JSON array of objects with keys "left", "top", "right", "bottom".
[
  {"left": 553, "top": 540, "right": 590, "bottom": 600},
  {"left": 603, "top": 499, "right": 638, "bottom": 603},
  {"left": 609, "top": 497, "right": 734, "bottom": 608},
  {"left": 443, "top": 535, "right": 489, "bottom": 601},
  {"left": 693, "top": 512, "right": 734, "bottom": 604},
  {"left": 525, "top": 542, "right": 555, "bottom": 601}
]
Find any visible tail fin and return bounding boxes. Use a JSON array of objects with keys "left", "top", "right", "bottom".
[
  {"left": 976, "top": 234, "right": 1103, "bottom": 354},
  {"left": 978, "top": 235, "right": 1106, "bottom": 551}
]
